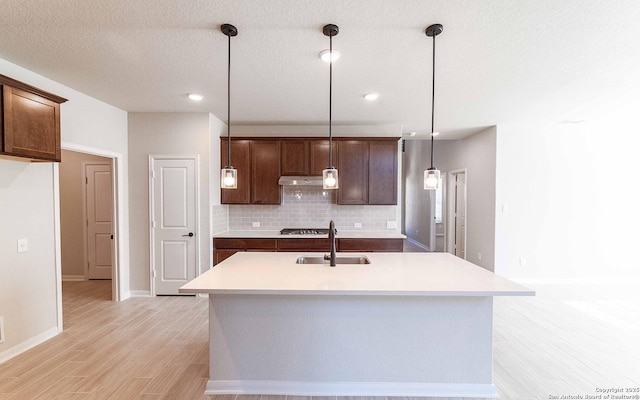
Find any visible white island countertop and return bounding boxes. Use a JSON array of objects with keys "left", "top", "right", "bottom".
[
  {"left": 213, "top": 230, "right": 406, "bottom": 239},
  {"left": 180, "top": 252, "right": 534, "bottom": 297}
]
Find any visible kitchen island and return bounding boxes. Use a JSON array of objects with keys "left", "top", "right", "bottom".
[{"left": 180, "top": 252, "right": 534, "bottom": 398}]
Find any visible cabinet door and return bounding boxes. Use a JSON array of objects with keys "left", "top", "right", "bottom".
[
  {"left": 281, "top": 140, "right": 309, "bottom": 175},
  {"left": 368, "top": 141, "right": 398, "bottom": 205},
  {"left": 251, "top": 140, "right": 281, "bottom": 204},
  {"left": 215, "top": 249, "right": 239, "bottom": 264},
  {"left": 309, "top": 140, "right": 338, "bottom": 176},
  {"left": 277, "top": 238, "right": 331, "bottom": 252},
  {"left": 337, "top": 140, "right": 368, "bottom": 205},
  {"left": 221, "top": 139, "right": 251, "bottom": 204},
  {"left": 2, "top": 85, "right": 61, "bottom": 161},
  {"left": 337, "top": 238, "right": 403, "bottom": 252}
]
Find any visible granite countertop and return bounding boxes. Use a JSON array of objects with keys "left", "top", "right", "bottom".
[
  {"left": 180, "top": 252, "right": 534, "bottom": 297},
  {"left": 213, "top": 230, "right": 407, "bottom": 239}
]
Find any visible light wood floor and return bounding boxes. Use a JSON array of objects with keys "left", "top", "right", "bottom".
[{"left": 0, "top": 280, "right": 639, "bottom": 399}]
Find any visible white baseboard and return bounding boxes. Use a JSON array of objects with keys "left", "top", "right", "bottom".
[
  {"left": 62, "top": 275, "right": 86, "bottom": 281},
  {"left": 129, "top": 290, "right": 152, "bottom": 297},
  {"left": 0, "top": 327, "right": 59, "bottom": 364},
  {"left": 206, "top": 380, "right": 497, "bottom": 398}
]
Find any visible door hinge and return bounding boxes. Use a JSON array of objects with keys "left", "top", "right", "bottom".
[
  {"left": 85, "top": 177, "right": 88, "bottom": 184},
  {"left": 151, "top": 170, "right": 156, "bottom": 178},
  {"left": 151, "top": 220, "right": 156, "bottom": 228},
  {"left": 152, "top": 270, "right": 156, "bottom": 278}
]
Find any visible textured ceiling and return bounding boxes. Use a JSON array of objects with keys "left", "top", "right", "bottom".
[{"left": 1, "top": 0, "right": 639, "bottom": 139}]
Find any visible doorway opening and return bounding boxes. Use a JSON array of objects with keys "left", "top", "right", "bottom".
[
  {"left": 59, "top": 149, "right": 117, "bottom": 301},
  {"left": 446, "top": 169, "right": 467, "bottom": 259}
]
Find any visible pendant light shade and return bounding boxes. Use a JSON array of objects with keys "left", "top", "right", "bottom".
[
  {"left": 424, "top": 168, "right": 440, "bottom": 190},
  {"left": 322, "top": 24, "right": 339, "bottom": 190},
  {"left": 220, "top": 23, "right": 238, "bottom": 189},
  {"left": 424, "top": 23, "right": 443, "bottom": 191},
  {"left": 221, "top": 167, "right": 237, "bottom": 189}
]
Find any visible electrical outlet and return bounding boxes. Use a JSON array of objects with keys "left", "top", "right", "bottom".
[
  {"left": 354, "top": 222, "right": 362, "bottom": 228},
  {"left": 387, "top": 221, "right": 397, "bottom": 229},
  {"left": 17, "top": 238, "right": 28, "bottom": 253},
  {"left": 0, "top": 316, "right": 5, "bottom": 344},
  {"left": 252, "top": 222, "right": 260, "bottom": 228},
  {"left": 519, "top": 258, "right": 526, "bottom": 267},
  {"left": 477, "top": 252, "right": 482, "bottom": 261}
]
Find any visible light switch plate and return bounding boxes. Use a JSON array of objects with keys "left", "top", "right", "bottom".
[
  {"left": 354, "top": 222, "right": 362, "bottom": 228},
  {"left": 17, "top": 238, "right": 28, "bottom": 253},
  {"left": 252, "top": 222, "right": 261, "bottom": 228},
  {"left": 0, "top": 316, "right": 5, "bottom": 344},
  {"left": 387, "top": 221, "right": 397, "bottom": 229}
]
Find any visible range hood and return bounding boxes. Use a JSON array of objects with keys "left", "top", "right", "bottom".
[{"left": 278, "top": 176, "right": 323, "bottom": 186}]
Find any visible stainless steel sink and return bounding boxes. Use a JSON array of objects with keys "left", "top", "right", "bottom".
[{"left": 295, "top": 256, "right": 371, "bottom": 265}]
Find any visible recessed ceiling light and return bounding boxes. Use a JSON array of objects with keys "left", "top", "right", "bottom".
[
  {"left": 363, "top": 93, "right": 379, "bottom": 101},
  {"left": 408, "top": 132, "right": 417, "bottom": 136},
  {"left": 188, "top": 93, "right": 204, "bottom": 101},
  {"left": 319, "top": 49, "right": 340, "bottom": 63},
  {"left": 431, "top": 132, "right": 440, "bottom": 137}
]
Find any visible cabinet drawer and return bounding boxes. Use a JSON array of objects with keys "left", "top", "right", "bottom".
[
  {"left": 214, "top": 238, "right": 277, "bottom": 250},
  {"left": 337, "top": 238, "right": 403, "bottom": 252},
  {"left": 277, "top": 238, "right": 331, "bottom": 252}
]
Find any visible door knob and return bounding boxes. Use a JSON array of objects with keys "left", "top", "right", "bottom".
[{"left": 182, "top": 232, "right": 194, "bottom": 237}]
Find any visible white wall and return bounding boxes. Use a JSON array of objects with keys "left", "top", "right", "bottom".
[
  {"left": 495, "top": 104, "right": 640, "bottom": 281},
  {"left": 59, "top": 150, "right": 112, "bottom": 278},
  {"left": 128, "top": 112, "right": 222, "bottom": 293},
  {"left": 0, "top": 58, "right": 128, "bottom": 360}
]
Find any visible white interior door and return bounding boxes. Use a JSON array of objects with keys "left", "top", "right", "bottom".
[
  {"left": 150, "top": 156, "right": 198, "bottom": 295},
  {"left": 454, "top": 172, "right": 467, "bottom": 259},
  {"left": 85, "top": 164, "right": 113, "bottom": 279}
]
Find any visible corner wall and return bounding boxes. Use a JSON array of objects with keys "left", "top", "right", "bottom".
[
  {"left": 128, "top": 112, "right": 222, "bottom": 293},
  {"left": 0, "top": 57, "right": 128, "bottom": 361},
  {"left": 402, "top": 127, "right": 497, "bottom": 271}
]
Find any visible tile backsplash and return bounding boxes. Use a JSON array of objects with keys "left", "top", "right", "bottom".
[
  {"left": 211, "top": 204, "right": 229, "bottom": 234},
  {"left": 228, "top": 186, "right": 398, "bottom": 231}
]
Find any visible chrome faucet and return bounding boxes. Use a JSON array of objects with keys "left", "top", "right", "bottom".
[{"left": 325, "top": 220, "right": 337, "bottom": 267}]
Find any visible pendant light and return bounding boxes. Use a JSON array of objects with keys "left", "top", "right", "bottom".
[
  {"left": 220, "top": 23, "right": 238, "bottom": 189},
  {"left": 424, "top": 23, "right": 443, "bottom": 190},
  {"left": 322, "top": 24, "right": 339, "bottom": 190}
]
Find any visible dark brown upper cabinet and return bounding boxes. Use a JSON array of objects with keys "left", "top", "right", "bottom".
[
  {"left": 251, "top": 140, "right": 281, "bottom": 204},
  {"left": 337, "top": 140, "right": 369, "bottom": 205},
  {"left": 368, "top": 140, "right": 398, "bottom": 205},
  {"left": 337, "top": 138, "right": 398, "bottom": 205},
  {"left": 281, "top": 139, "right": 309, "bottom": 175},
  {"left": 1, "top": 74, "right": 67, "bottom": 162},
  {"left": 221, "top": 138, "right": 281, "bottom": 205},
  {"left": 309, "top": 139, "right": 338, "bottom": 176},
  {"left": 280, "top": 139, "right": 337, "bottom": 176}
]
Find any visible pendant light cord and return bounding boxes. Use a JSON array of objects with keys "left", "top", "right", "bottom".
[
  {"left": 329, "top": 34, "right": 333, "bottom": 168},
  {"left": 227, "top": 33, "right": 232, "bottom": 167},
  {"left": 430, "top": 33, "right": 436, "bottom": 169}
]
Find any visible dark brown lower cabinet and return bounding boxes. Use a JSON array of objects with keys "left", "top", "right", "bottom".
[
  {"left": 337, "top": 238, "right": 403, "bottom": 252},
  {"left": 214, "top": 237, "right": 402, "bottom": 265},
  {"left": 214, "top": 238, "right": 277, "bottom": 264},
  {"left": 277, "top": 238, "right": 331, "bottom": 252}
]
